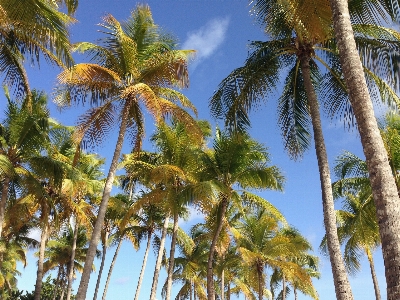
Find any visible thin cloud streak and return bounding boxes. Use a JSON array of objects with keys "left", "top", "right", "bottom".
[{"left": 182, "top": 17, "right": 230, "bottom": 68}]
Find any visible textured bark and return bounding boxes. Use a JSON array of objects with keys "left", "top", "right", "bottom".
[
  {"left": 0, "top": 177, "right": 10, "bottom": 238},
  {"left": 150, "top": 213, "right": 170, "bottom": 300},
  {"left": 76, "top": 101, "right": 131, "bottom": 300},
  {"left": 34, "top": 224, "right": 49, "bottom": 300},
  {"left": 93, "top": 233, "right": 108, "bottom": 300},
  {"left": 282, "top": 274, "right": 286, "bottom": 300},
  {"left": 166, "top": 211, "right": 179, "bottom": 300},
  {"left": 134, "top": 232, "right": 152, "bottom": 300},
  {"left": 227, "top": 282, "right": 230, "bottom": 300},
  {"left": 207, "top": 199, "right": 228, "bottom": 300},
  {"left": 366, "top": 248, "right": 381, "bottom": 300},
  {"left": 329, "top": 0, "right": 400, "bottom": 298},
  {"left": 66, "top": 221, "right": 79, "bottom": 300},
  {"left": 102, "top": 238, "right": 123, "bottom": 300},
  {"left": 301, "top": 57, "right": 353, "bottom": 300},
  {"left": 294, "top": 287, "right": 298, "bottom": 300}
]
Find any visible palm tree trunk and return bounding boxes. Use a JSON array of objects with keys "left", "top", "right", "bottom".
[
  {"left": 294, "top": 287, "right": 298, "bottom": 300},
  {"left": 300, "top": 56, "right": 353, "bottom": 300},
  {"left": 52, "top": 266, "right": 63, "bottom": 300},
  {"left": 166, "top": 211, "right": 179, "bottom": 300},
  {"left": 134, "top": 232, "right": 152, "bottom": 300},
  {"left": 102, "top": 238, "right": 123, "bottom": 300},
  {"left": 329, "top": 0, "right": 400, "bottom": 298},
  {"left": 150, "top": 213, "right": 170, "bottom": 300},
  {"left": 366, "top": 248, "right": 381, "bottom": 300},
  {"left": 207, "top": 198, "right": 228, "bottom": 300},
  {"left": 76, "top": 100, "right": 131, "bottom": 300},
  {"left": 282, "top": 273, "right": 286, "bottom": 300},
  {"left": 66, "top": 221, "right": 79, "bottom": 300},
  {"left": 34, "top": 224, "right": 49, "bottom": 300},
  {"left": 0, "top": 177, "right": 10, "bottom": 238},
  {"left": 257, "top": 261, "right": 263, "bottom": 300},
  {"left": 227, "top": 282, "right": 230, "bottom": 300},
  {"left": 221, "top": 268, "right": 225, "bottom": 300},
  {"left": 93, "top": 233, "right": 108, "bottom": 300}
]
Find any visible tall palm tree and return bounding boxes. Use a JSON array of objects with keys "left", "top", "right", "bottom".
[
  {"left": 0, "top": 0, "right": 74, "bottom": 101},
  {"left": 325, "top": 0, "right": 400, "bottom": 297},
  {"left": 54, "top": 5, "right": 200, "bottom": 299},
  {"left": 210, "top": 2, "right": 400, "bottom": 298},
  {"left": 190, "top": 130, "right": 285, "bottom": 300}
]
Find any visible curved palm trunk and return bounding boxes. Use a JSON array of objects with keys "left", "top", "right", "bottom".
[
  {"left": 165, "top": 211, "right": 179, "bottom": 300},
  {"left": 300, "top": 56, "right": 353, "bottom": 300},
  {"left": 76, "top": 101, "right": 131, "bottom": 300},
  {"left": 0, "top": 177, "right": 10, "bottom": 238},
  {"left": 66, "top": 221, "right": 79, "bottom": 300},
  {"left": 150, "top": 213, "right": 170, "bottom": 300},
  {"left": 102, "top": 238, "right": 123, "bottom": 300},
  {"left": 93, "top": 233, "right": 108, "bottom": 300},
  {"left": 329, "top": 1, "right": 400, "bottom": 298},
  {"left": 366, "top": 248, "right": 381, "bottom": 300},
  {"left": 134, "top": 232, "right": 152, "bottom": 300},
  {"left": 207, "top": 199, "right": 228, "bottom": 300},
  {"left": 34, "top": 224, "right": 49, "bottom": 300}
]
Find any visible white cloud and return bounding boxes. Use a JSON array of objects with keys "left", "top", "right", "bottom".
[
  {"left": 28, "top": 228, "right": 41, "bottom": 242},
  {"left": 182, "top": 17, "right": 230, "bottom": 68},
  {"left": 114, "top": 276, "right": 130, "bottom": 285}
]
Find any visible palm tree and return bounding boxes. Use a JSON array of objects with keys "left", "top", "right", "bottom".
[
  {"left": 54, "top": 5, "right": 200, "bottom": 299},
  {"left": 321, "top": 191, "right": 381, "bottom": 300},
  {"left": 210, "top": 2, "right": 400, "bottom": 298},
  {"left": 0, "top": 90, "right": 51, "bottom": 238},
  {"left": 326, "top": 0, "right": 400, "bottom": 297},
  {"left": 190, "top": 130, "right": 284, "bottom": 300},
  {"left": 0, "top": 0, "right": 74, "bottom": 101},
  {"left": 233, "top": 208, "right": 317, "bottom": 300}
]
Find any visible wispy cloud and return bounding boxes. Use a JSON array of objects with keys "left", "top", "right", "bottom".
[
  {"left": 182, "top": 17, "right": 230, "bottom": 68},
  {"left": 114, "top": 277, "right": 130, "bottom": 285}
]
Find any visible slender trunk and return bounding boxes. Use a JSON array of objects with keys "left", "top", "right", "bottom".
[
  {"left": 66, "top": 221, "right": 79, "bottom": 300},
  {"left": 207, "top": 198, "right": 228, "bottom": 300},
  {"left": 150, "top": 213, "right": 170, "bottom": 300},
  {"left": 227, "top": 282, "right": 230, "bottom": 300},
  {"left": 134, "top": 232, "right": 152, "bottom": 300},
  {"left": 102, "top": 238, "right": 123, "bottom": 300},
  {"left": 76, "top": 100, "right": 131, "bottom": 300},
  {"left": 34, "top": 224, "right": 49, "bottom": 300},
  {"left": 282, "top": 273, "right": 286, "bottom": 300},
  {"left": 221, "top": 268, "right": 225, "bottom": 300},
  {"left": 329, "top": 1, "right": 400, "bottom": 298},
  {"left": 300, "top": 56, "right": 353, "bottom": 300},
  {"left": 166, "top": 211, "right": 179, "bottom": 300},
  {"left": 59, "top": 277, "right": 66, "bottom": 300},
  {"left": 93, "top": 233, "right": 108, "bottom": 300},
  {"left": 0, "top": 177, "right": 10, "bottom": 238},
  {"left": 294, "top": 287, "right": 298, "bottom": 300},
  {"left": 190, "top": 279, "right": 193, "bottom": 300},
  {"left": 257, "top": 261, "right": 263, "bottom": 300},
  {"left": 52, "top": 266, "right": 62, "bottom": 300},
  {"left": 366, "top": 248, "right": 382, "bottom": 300}
]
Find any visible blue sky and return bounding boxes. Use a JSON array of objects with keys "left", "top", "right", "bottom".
[{"left": 13, "top": 0, "right": 387, "bottom": 299}]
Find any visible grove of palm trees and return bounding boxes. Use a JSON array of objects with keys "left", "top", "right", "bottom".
[{"left": 0, "top": 0, "right": 399, "bottom": 300}]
